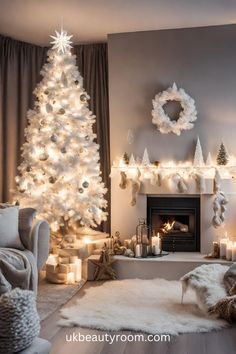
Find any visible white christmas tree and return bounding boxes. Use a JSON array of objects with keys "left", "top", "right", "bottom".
[
  {"left": 129, "top": 154, "right": 136, "bottom": 166},
  {"left": 15, "top": 28, "right": 107, "bottom": 238},
  {"left": 206, "top": 152, "right": 213, "bottom": 166},
  {"left": 142, "top": 148, "right": 150, "bottom": 166},
  {"left": 193, "top": 137, "right": 204, "bottom": 167}
]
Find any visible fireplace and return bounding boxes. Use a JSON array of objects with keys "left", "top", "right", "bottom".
[{"left": 147, "top": 196, "right": 200, "bottom": 252}]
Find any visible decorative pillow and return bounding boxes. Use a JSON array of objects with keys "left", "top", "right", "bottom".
[
  {"left": 0, "top": 288, "right": 40, "bottom": 353},
  {"left": 0, "top": 207, "right": 24, "bottom": 250},
  {"left": 181, "top": 264, "right": 229, "bottom": 312},
  {"left": 19, "top": 208, "right": 37, "bottom": 249}
]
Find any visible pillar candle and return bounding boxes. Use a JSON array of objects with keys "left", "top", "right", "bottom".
[
  {"left": 226, "top": 241, "right": 233, "bottom": 261},
  {"left": 152, "top": 233, "right": 160, "bottom": 247},
  {"left": 152, "top": 233, "right": 160, "bottom": 254},
  {"left": 135, "top": 244, "right": 142, "bottom": 258},
  {"left": 220, "top": 238, "right": 228, "bottom": 258},
  {"left": 152, "top": 245, "right": 160, "bottom": 255},
  {"left": 232, "top": 242, "right": 236, "bottom": 262}
]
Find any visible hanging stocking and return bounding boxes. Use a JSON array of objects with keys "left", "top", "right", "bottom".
[
  {"left": 119, "top": 171, "right": 128, "bottom": 189},
  {"left": 212, "top": 170, "right": 229, "bottom": 228},
  {"left": 130, "top": 169, "right": 141, "bottom": 206},
  {"left": 192, "top": 172, "right": 206, "bottom": 193}
]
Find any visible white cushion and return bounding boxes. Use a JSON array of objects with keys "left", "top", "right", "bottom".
[{"left": 0, "top": 207, "right": 24, "bottom": 250}]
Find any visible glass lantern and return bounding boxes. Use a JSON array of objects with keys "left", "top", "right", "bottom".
[{"left": 135, "top": 218, "right": 151, "bottom": 258}]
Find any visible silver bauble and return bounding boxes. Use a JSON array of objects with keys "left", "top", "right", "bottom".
[
  {"left": 50, "top": 134, "right": 58, "bottom": 143},
  {"left": 80, "top": 94, "right": 87, "bottom": 102},
  {"left": 82, "top": 181, "right": 89, "bottom": 188}
]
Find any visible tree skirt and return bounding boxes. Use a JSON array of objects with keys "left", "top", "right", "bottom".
[{"left": 59, "top": 278, "right": 228, "bottom": 335}]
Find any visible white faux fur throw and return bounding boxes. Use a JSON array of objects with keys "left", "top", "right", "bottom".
[
  {"left": 59, "top": 278, "right": 227, "bottom": 335},
  {"left": 181, "top": 264, "right": 229, "bottom": 312}
]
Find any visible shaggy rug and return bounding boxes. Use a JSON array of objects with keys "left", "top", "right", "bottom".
[
  {"left": 37, "top": 279, "right": 85, "bottom": 321},
  {"left": 59, "top": 278, "right": 228, "bottom": 335}
]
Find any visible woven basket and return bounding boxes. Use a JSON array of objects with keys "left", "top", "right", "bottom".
[{"left": 0, "top": 288, "right": 40, "bottom": 353}]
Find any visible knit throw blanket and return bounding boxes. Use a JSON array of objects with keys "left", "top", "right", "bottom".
[
  {"left": 0, "top": 248, "right": 36, "bottom": 295},
  {"left": 209, "top": 263, "right": 236, "bottom": 322}
]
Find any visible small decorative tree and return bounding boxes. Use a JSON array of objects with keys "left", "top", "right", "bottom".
[
  {"left": 14, "top": 28, "right": 108, "bottom": 242},
  {"left": 216, "top": 142, "right": 229, "bottom": 166},
  {"left": 193, "top": 137, "right": 204, "bottom": 167}
]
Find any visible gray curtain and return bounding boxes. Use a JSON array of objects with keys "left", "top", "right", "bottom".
[
  {"left": 74, "top": 44, "right": 110, "bottom": 232},
  {"left": 0, "top": 36, "right": 110, "bottom": 232}
]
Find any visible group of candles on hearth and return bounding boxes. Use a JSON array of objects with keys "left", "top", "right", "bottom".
[
  {"left": 219, "top": 232, "right": 236, "bottom": 261},
  {"left": 135, "top": 218, "right": 162, "bottom": 258}
]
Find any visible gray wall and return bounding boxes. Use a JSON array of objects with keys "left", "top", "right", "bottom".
[{"left": 108, "top": 25, "right": 236, "bottom": 249}]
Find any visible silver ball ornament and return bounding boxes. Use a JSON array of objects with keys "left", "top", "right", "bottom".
[
  {"left": 80, "top": 94, "right": 87, "bottom": 102},
  {"left": 82, "top": 181, "right": 89, "bottom": 188},
  {"left": 50, "top": 134, "right": 58, "bottom": 143}
]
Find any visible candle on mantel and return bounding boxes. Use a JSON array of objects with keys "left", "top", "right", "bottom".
[
  {"left": 220, "top": 232, "right": 228, "bottom": 259},
  {"left": 232, "top": 242, "right": 236, "bottom": 262},
  {"left": 226, "top": 241, "right": 233, "bottom": 261},
  {"left": 152, "top": 232, "right": 161, "bottom": 255}
]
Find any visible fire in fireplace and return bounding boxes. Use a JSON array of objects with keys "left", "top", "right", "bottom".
[
  {"left": 147, "top": 196, "right": 200, "bottom": 252},
  {"left": 162, "top": 220, "right": 189, "bottom": 234}
]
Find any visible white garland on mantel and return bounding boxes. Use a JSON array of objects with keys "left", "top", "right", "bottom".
[
  {"left": 110, "top": 155, "right": 236, "bottom": 209},
  {"left": 152, "top": 83, "right": 197, "bottom": 136}
]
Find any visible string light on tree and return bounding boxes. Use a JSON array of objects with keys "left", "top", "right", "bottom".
[{"left": 15, "top": 28, "right": 108, "bottom": 241}]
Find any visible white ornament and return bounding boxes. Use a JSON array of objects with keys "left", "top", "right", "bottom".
[
  {"left": 206, "top": 152, "right": 213, "bottom": 166},
  {"left": 142, "top": 148, "right": 150, "bottom": 166},
  {"left": 50, "top": 29, "right": 73, "bottom": 53},
  {"left": 193, "top": 137, "right": 205, "bottom": 167},
  {"left": 152, "top": 83, "right": 197, "bottom": 136}
]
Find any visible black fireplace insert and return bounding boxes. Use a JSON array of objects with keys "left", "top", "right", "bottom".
[{"left": 147, "top": 196, "right": 200, "bottom": 252}]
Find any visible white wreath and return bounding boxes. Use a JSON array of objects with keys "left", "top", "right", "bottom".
[{"left": 151, "top": 83, "right": 197, "bottom": 136}]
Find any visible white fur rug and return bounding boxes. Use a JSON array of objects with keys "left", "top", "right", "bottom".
[{"left": 59, "top": 278, "right": 228, "bottom": 335}]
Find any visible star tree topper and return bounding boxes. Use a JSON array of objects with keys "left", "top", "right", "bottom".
[{"left": 50, "top": 28, "right": 73, "bottom": 53}]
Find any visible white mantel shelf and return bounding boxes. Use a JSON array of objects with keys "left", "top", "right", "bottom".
[{"left": 86, "top": 253, "right": 232, "bottom": 281}]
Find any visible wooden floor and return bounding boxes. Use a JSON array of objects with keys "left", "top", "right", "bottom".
[{"left": 40, "top": 281, "right": 236, "bottom": 354}]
